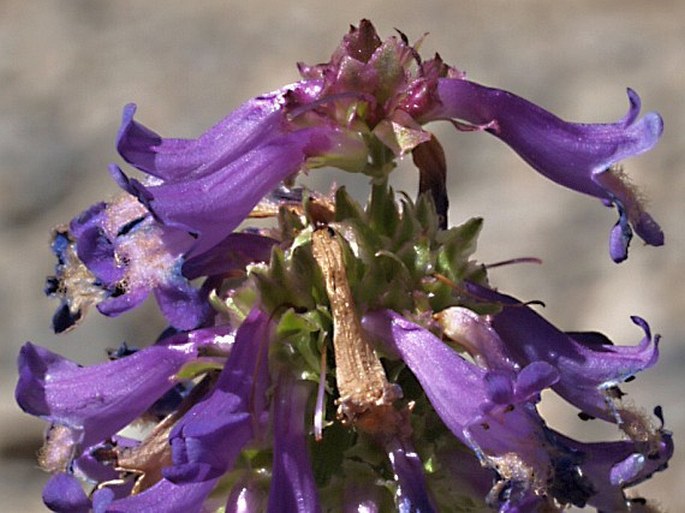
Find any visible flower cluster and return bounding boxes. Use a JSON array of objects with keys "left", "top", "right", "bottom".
[{"left": 18, "top": 20, "right": 671, "bottom": 513}]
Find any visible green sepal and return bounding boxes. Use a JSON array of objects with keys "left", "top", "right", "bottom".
[{"left": 175, "top": 360, "right": 224, "bottom": 380}]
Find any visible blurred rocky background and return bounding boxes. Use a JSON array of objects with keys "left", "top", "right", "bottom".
[{"left": 1, "top": 1, "right": 683, "bottom": 510}]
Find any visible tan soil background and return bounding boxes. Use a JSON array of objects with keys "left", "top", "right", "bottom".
[{"left": 1, "top": 1, "right": 684, "bottom": 511}]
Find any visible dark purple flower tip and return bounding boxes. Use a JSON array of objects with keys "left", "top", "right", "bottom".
[
  {"left": 422, "top": 80, "right": 663, "bottom": 260},
  {"left": 16, "top": 340, "right": 198, "bottom": 450},
  {"left": 466, "top": 282, "right": 660, "bottom": 425},
  {"left": 267, "top": 372, "right": 321, "bottom": 513},
  {"left": 167, "top": 309, "right": 272, "bottom": 483},
  {"left": 43, "top": 473, "right": 91, "bottom": 513}
]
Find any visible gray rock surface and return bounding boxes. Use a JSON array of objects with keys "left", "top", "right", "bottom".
[{"left": 2, "top": 1, "right": 683, "bottom": 510}]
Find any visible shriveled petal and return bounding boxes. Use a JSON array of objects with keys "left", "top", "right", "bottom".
[
  {"left": 16, "top": 336, "right": 202, "bottom": 449},
  {"left": 166, "top": 308, "right": 271, "bottom": 482},
  {"left": 467, "top": 283, "right": 660, "bottom": 424},
  {"left": 47, "top": 192, "right": 210, "bottom": 331},
  {"left": 423, "top": 80, "right": 663, "bottom": 260},
  {"left": 43, "top": 473, "right": 90, "bottom": 513},
  {"left": 549, "top": 428, "right": 673, "bottom": 511},
  {"left": 267, "top": 373, "right": 321, "bottom": 513}
]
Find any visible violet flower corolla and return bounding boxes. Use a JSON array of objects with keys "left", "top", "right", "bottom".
[
  {"left": 17, "top": 19, "right": 672, "bottom": 513},
  {"left": 15, "top": 325, "right": 234, "bottom": 471},
  {"left": 462, "top": 282, "right": 661, "bottom": 432}
]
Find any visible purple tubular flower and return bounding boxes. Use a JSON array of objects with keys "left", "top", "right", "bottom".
[
  {"left": 267, "top": 372, "right": 321, "bottom": 513},
  {"left": 15, "top": 327, "right": 223, "bottom": 452},
  {"left": 362, "top": 310, "right": 554, "bottom": 492},
  {"left": 466, "top": 282, "right": 660, "bottom": 424},
  {"left": 422, "top": 80, "right": 664, "bottom": 261},
  {"left": 115, "top": 86, "right": 355, "bottom": 257},
  {"left": 101, "top": 477, "right": 219, "bottom": 513},
  {"left": 165, "top": 308, "right": 271, "bottom": 483}
]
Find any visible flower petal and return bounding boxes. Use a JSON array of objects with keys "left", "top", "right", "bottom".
[
  {"left": 166, "top": 309, "right": 272, "bottom": 482},
  {"left": 103, "top": 478, "right": 219, "bottom": 513},
  {"left": 466, "top": 282, "right": 660, "bottom": 424},
  {"left": 424, "top": 80, "right": 663, "bottom": 260},
  {"left": 362, "top": 310, "right": 552, "bottom": 481},
  {"left": 549, "top": 428, "right": 673, "bottom": 511},
  {"left": 47, "top": 192, "right": 210, "bottom": 330},
  {"left": 43, "top": 473, "right": 91, "bottom": 513},
  {"left": 267, "top": 373, "right": 321, "bottom": 513},
  {"left": 16, "top": 336, "right": 203, "bottom": 449},
  {"left": 181, "top": 232, "right": 277, "bottom": 280},
  {"left": 116, "top": 85, "right": 318, "bottom": 181}
]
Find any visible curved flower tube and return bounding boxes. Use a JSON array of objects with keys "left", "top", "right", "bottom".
[
  {"left": 421, "top": 81, "right": 664, "bottom": 262},
  {"left": 362, "top": 309, "right": 555, "bottom": 504},
  {"left": 115, "top": 93, "right": 365, "bottom": 258},
  {"left": 267, "top": 372, "right": 322, "bottom": 513},
  {"left": 117, "top": 86, "right": 319, "bottom": 181},
  {"left": 16, "top": 340, "right": 200, "bottom": 452},
  {"left": 466, "top": 282, "right": 660, "bottom": 425},
  {"left": 165, "top": 308, "right": 272, "bottom": 483}
]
